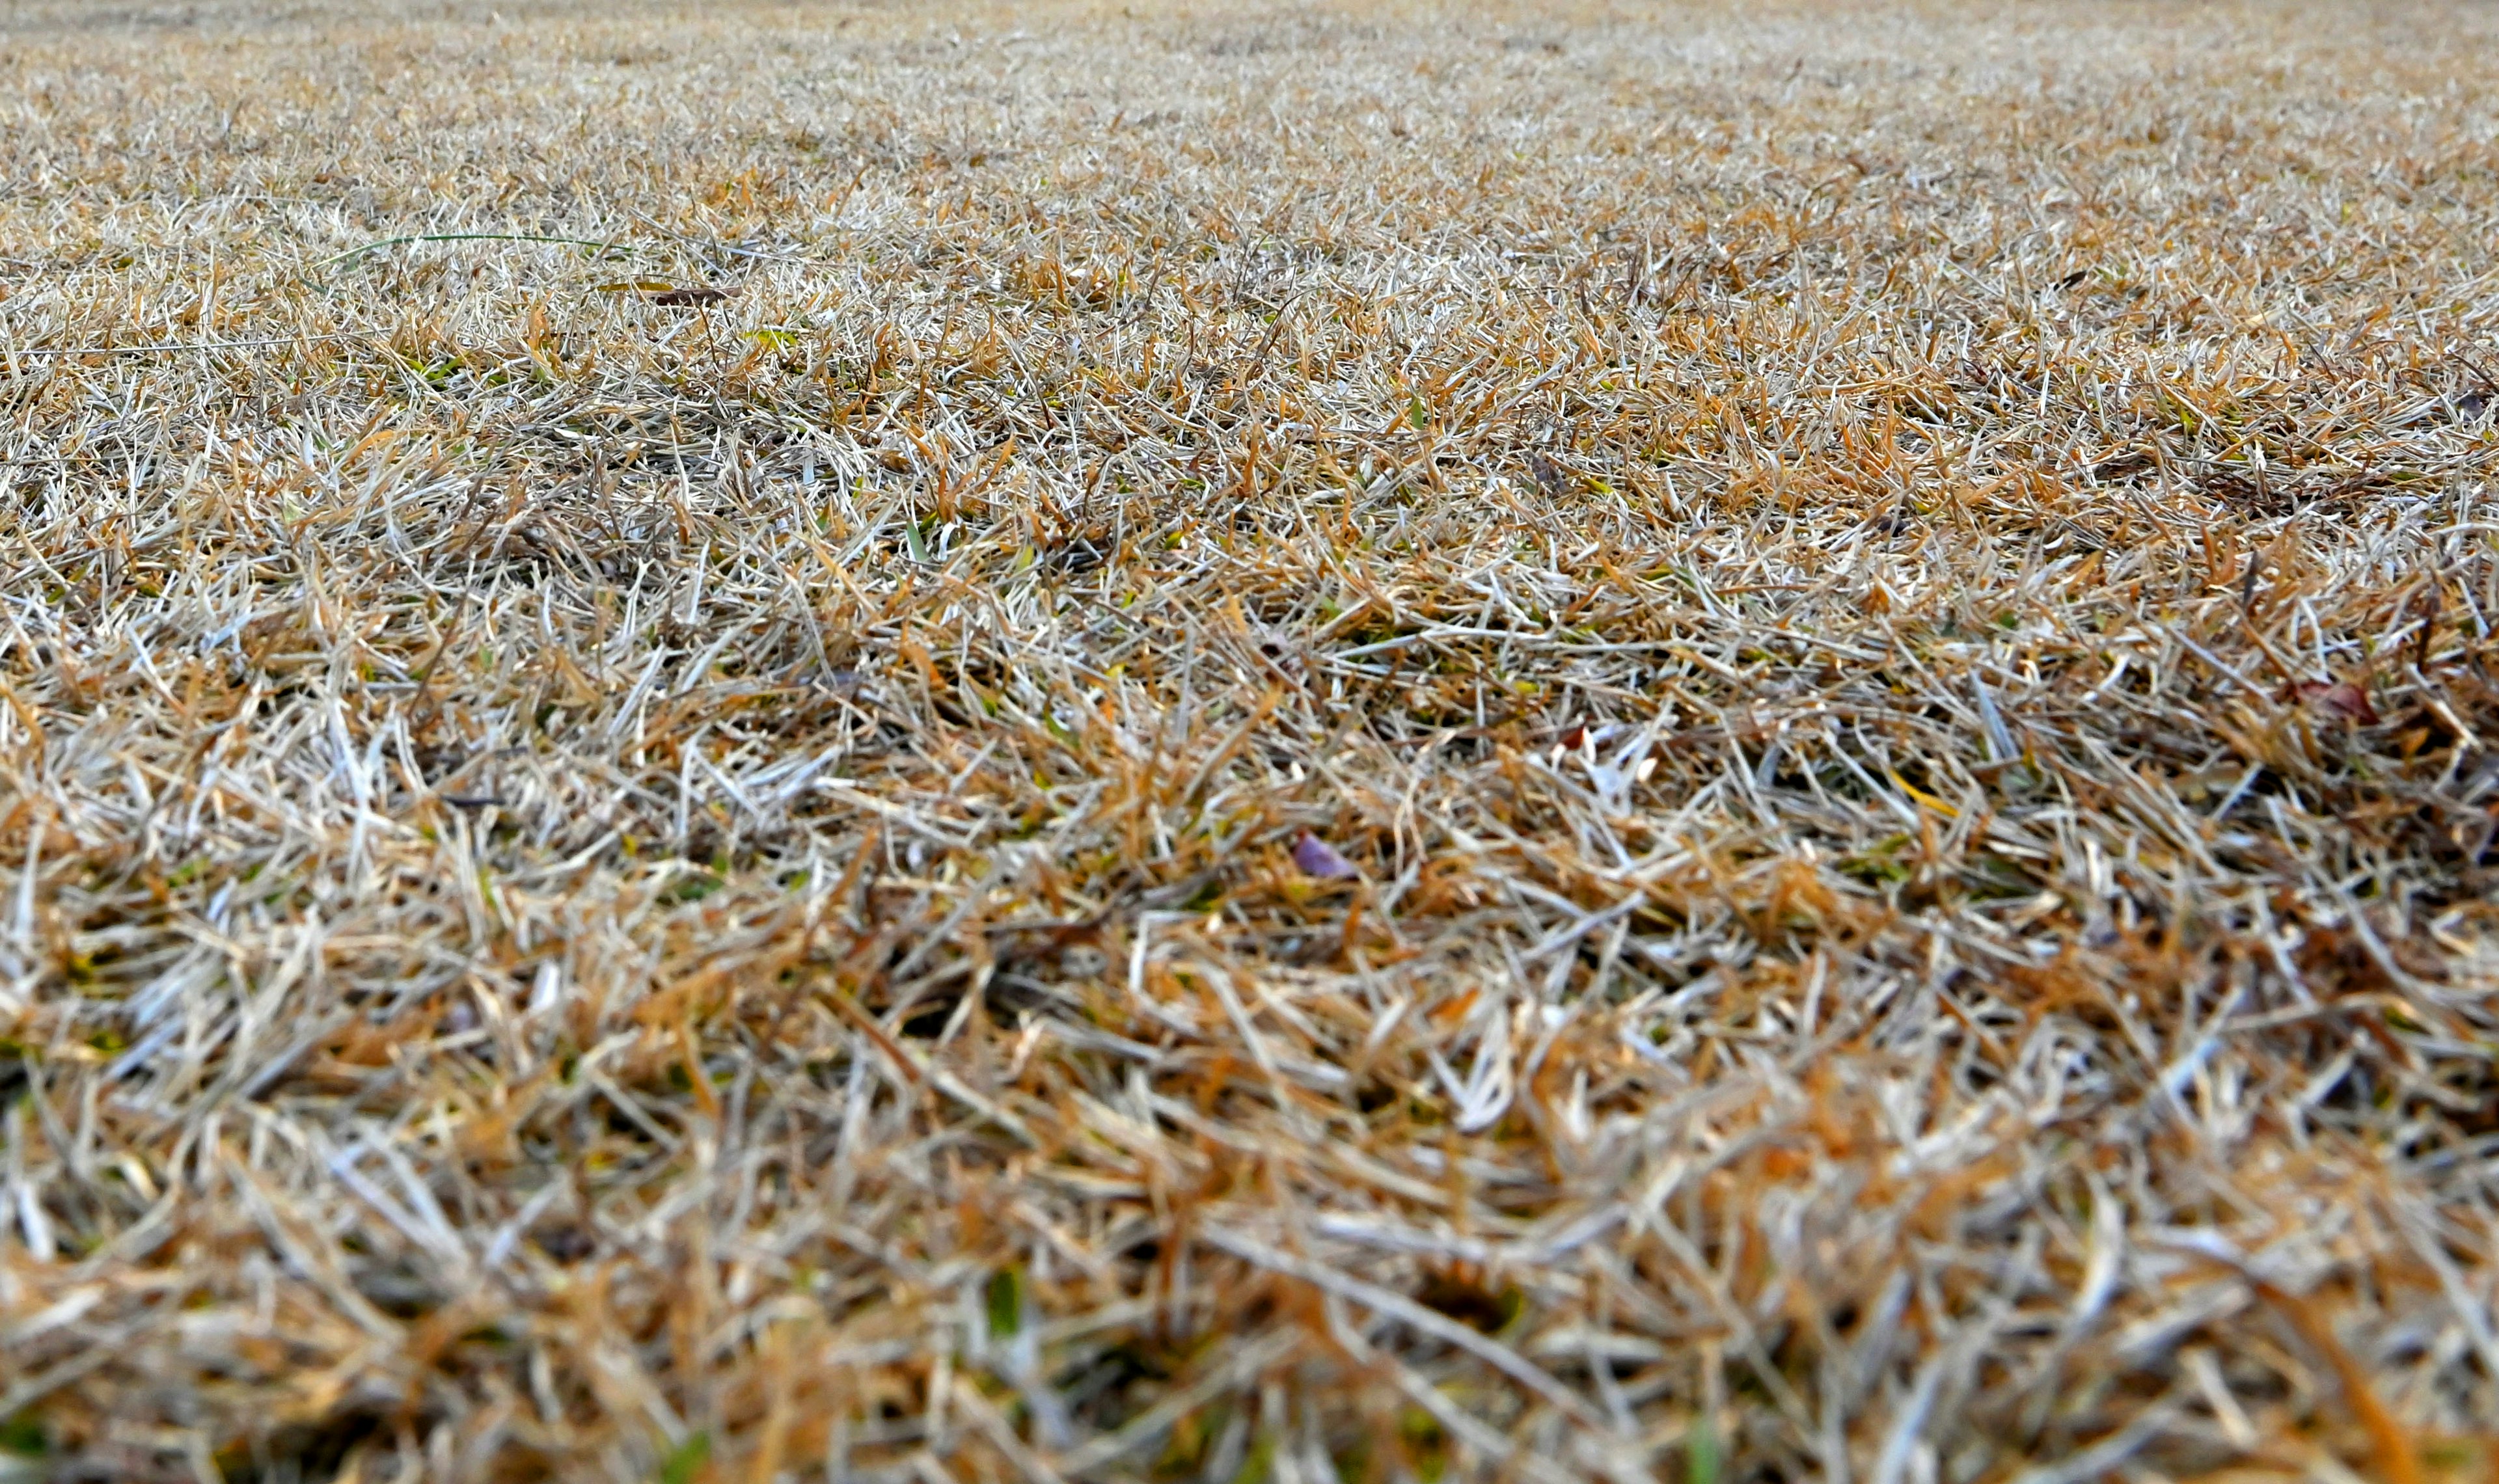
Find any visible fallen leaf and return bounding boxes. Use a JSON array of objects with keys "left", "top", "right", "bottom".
[
  {"left": 2289, "top": 680, "right": 2379, "bottom": 725},
  {"left": 1527, "top": 451, "right": 1569, "bottom": 496},
  {"left": 1292, "top": 831, "right": 1359, "bottom": 880}
]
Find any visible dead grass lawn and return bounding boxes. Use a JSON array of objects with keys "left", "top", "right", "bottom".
[{"left": 4, "top": 0, "right": 2499, "bottom": 1479}]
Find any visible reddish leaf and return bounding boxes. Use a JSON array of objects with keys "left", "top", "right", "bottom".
[
  {"left": 1292, "top": 831, "right": 1359, "bottom": 880},
  {"left": 2290, "top": 680, "right": 2379, "bottom": 725}
]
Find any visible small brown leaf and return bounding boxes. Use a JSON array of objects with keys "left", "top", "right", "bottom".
[
  {"left": 2289, "top": 680, "right": 2379, "bottom": 725},
  {"left": 1526, "top": 451, "right": 1569, "bottom": 496}
]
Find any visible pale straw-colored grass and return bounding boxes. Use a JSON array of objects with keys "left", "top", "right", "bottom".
[{"left": 3, "top": 0, "right": 2498, "bottom": 1479}]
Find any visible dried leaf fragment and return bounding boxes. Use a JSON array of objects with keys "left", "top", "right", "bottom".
[
  {"left": 2290, "top": 680, "right": 2381, "bottom": 725},
  {"left": 1292, "top": 831, "right": 1359, "bottom": 880}
]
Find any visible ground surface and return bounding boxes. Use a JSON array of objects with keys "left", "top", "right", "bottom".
[{"left": 2, "top": 0, "right": 2498, "bottom": 1478}]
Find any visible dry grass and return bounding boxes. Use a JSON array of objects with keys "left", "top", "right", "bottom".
[{"left": 3, "top": 0, "right": 2498, "bottom": 1477}]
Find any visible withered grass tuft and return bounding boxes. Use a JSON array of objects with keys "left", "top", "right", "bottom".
[{"left": 4, "top": 0, "right": 2499, "bottom": 1479}]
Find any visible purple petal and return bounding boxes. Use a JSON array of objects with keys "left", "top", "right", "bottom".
[{"left": 1292, "top": 831, "right": 1359, "bottom": 880}]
